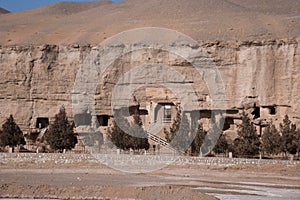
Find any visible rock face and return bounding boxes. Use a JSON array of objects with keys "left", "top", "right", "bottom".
[
  {"left": 0, "top": 45, "right": 90, "bottom": 130},
  {"left": 0, "top": 0, "right": 300, "bottom": 135},
  {"left": 0, "top": 38, "right": 299, "bottom": 132}
]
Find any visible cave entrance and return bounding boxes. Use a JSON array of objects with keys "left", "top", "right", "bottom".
[
  {"left": 36, "top": 118, "right": 49, "bottom": 129},
  {"left": 252, "top": 106, "right": 260, "bottom": 119},
  {"left": 97, "top": 115, "right": 109, "bottom": 126},
  {"left": 223, "top": 117, "right": 234, "bottom": 131},
  {"left": 269, "top": 106, "right": 276, "bottom": 115},
  {"left": 154, "top": 103, "right": 174, "bottom": 123}
]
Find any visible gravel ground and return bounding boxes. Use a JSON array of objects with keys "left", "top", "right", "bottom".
[{"left": 1, "top": 157, "right": 300, "bottom": 199}]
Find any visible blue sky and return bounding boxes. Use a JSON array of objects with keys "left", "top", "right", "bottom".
[{"left": 0, "top": 0, "right": 123, "bottom": 12}]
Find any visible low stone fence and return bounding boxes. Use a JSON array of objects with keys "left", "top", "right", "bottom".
[
  {"left": 0, "top": 153, "right": 94, "bottom": 164},
  {"left": 0, "top": 153, "right": 299, "bottom": 167}
]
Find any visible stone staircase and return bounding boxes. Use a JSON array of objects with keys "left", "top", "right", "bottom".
[
  {"left": 32, "top": 127, "right": 48, "bottom": 152},
  {"left": 145, "top": 123, "right": 176, "bottom": 154},
  {"left": 36, "top": 127, "right": 48, "bottom": 141}
]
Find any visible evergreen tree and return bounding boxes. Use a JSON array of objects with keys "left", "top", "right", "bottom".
[
  {"left": 280, "top": 115, "right": 297, "bottom": 156},
  {"left": 131, "top": 112, "right": 149, "bottom": 150},
  {"left": 45, "top": 106, "right": 77, "bottom": 152},
  {"left": 107, "top": 111, "right": 149, "bottom": 151},
  {"left": 190, "top": 123, "right": 207, "bottom": 156},
  {"left": 234, "top": 111, "right": 260, "bottom": 157},
  {"left": 296, "top": 129, "right": 300, "bottom": 158},
  {"left": 169, "top": 113, "right": 193, "bottom": 153},
  {"left": 206, "top": 121, "right": 223, "bottom": 155},
  {"left": 164, "top": 105, "right": 196, "bottom": 154},
  {"left": 0, "top": 115, "right": 25, "bottom": 150},
  {"left": 213, "top": 134, "right": 229, "bottom": 155},
  {"left": 107, "top": 118, "right": 130, "bottom": 150},
  {"left": 165, "top": 105, "right": 181, "bottom": 143},
  {"left": 261, "top": 122, "right": 281, "bottom": 155}
]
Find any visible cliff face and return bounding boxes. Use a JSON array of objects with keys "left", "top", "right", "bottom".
[
  {"left": 0, "top": 45, "right": 90, "bottom": 130},
  {"left": 0, "top": 38, "right": 299, "bottom": 131}
]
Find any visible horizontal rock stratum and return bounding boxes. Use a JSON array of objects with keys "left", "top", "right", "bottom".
[{"left": 0, "top": 0, "right": 299, "bottom": 132}]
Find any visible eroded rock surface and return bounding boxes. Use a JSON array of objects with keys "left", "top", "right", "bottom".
[{"left": 0, "top": 38, "right": 299, "bottom": 132}]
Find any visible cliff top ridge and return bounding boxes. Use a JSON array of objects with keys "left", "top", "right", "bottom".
[
  {"left": 0, "top": 0, "right": 299, "bottom": 45},
  {"left": 0, "top": 7, "right": 10, "bottom": 14}
]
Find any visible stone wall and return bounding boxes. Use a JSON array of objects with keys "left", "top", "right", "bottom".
[{"left": 1, "top": 153, "right": 299, "bottom": 167}]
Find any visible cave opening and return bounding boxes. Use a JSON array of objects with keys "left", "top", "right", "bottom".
[
  {"left": 97, "top": 115, "right": 109, "bottom": 126},
  {"left": 269, "top": 106, "right": 276, "bottom": 115},
  {"left": 223, "top": 117, "right": 234, "bottom": 131},
  {"left": 36, "top": 117, "right": 49, "bottom": 129},
  {"left": 252, "top": 106, "right": 260, "bottom": 119}
]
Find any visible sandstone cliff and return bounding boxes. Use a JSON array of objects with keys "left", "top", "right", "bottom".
[{"left": 0, "top": 38, "right": 299, "bottom": 132}]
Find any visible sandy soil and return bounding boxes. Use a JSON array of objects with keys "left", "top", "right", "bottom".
[
  {"left": 1, "top": 160, "right": 300, "bottom": 199},
  {"left": 0, "top": 0, "right": 299, "bottom": 45}
]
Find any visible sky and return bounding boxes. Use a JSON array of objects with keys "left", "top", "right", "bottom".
[{"left": 0, "top": 0, "right": 123, "bottom": 12}]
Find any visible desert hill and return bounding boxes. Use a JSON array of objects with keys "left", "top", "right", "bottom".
[
  {"left": 0, "top": 7, "right": 10, "bottom": 14},
  {"left": 0, "top": 0, "right": 299, "bottom": 45}
]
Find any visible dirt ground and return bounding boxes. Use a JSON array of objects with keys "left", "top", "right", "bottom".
[{"left": 1, "top": 160, "right": 300, "bottom": 199}]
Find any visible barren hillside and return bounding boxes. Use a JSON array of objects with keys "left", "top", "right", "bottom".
[
  {"left": 0, "top": 0, "right": 299, "bottom": 45},
  {"left": 0, "top": 7, "right": 10, "bottom": 14}
]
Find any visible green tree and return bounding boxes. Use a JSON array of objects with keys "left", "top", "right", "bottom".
[
  {"left": 164, "top": 105, "right": 195, "bottom": 154},
  {"left": 107, "top": 111, "right": 149, "bottom": 151},
  {"left": 107, "top": 118, "right": 130, "bottom": 150},
  {"left": 213, "top": 134, "right": 229, "bottom": 155},
  {"left": 45, "top": 106, "right": 77, "bottom": 152},
  {"left": 165, "top": 105, "right": 181, "bottom": 143},
  {"left": 234, "top": 111, "right": 260, "bottom": 158},
  {"left": 0, "top": 115, "right": 25, "bottom": 151},
  {"left": 131, "top": 112, "right": 149, "bottom": 150},
  {"left": 296, "top": 129, "right": 300, "bottom": 158},
  {"left": 169, "top": 113, "right": 193, "bottom": 154},
  {"left": 280, "top": 115, "right": 297, "bottom": 156},
  {"left": 261, "top": 122, "right": 281, "bottom": 156},
  {"left": 206, "top": 121, "right": 224, "bottom": 155},
  {"left": 190, "top": 123, "right": 207, "bottom": 156}
]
